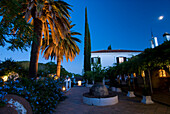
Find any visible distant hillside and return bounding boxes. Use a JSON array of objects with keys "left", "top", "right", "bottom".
[{"left": 17, "top": 61, "right": 73, "bottom": 77}]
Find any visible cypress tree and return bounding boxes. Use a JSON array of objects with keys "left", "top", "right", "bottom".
[{"left": 84, "top": 7, "right": 91, "bottom": 73}]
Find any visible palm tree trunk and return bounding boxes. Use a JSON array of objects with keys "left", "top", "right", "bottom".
[
  {"left": 56, "top": 56, "right": 62, "bottom": 79},
  {"left": 29, "top": 18, "right": 42, "bottom": 78}
]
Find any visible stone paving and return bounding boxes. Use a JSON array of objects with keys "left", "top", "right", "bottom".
[{"left": 54, "top": 87, "right": 170, "bottom": 114}]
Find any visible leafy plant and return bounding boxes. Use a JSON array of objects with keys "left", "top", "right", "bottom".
[{"left": 92, "top": 63, "right": 105, "bottom": 82}]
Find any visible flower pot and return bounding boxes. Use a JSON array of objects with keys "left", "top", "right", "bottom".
[
  {"left": 141, "top": 96, "right": 154, "bottom": 104},
  {"left": 111, "top": 87, "right": 116, "bottom": 91},
  {"left": 116, "top": 88, "right": 122, "bottom": 92},
  {"left": 127, "top": 91, "right": 135, "bottom": 97}
]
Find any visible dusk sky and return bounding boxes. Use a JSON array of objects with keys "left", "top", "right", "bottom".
[{"left": 0, "top": 0, "right": 170, "bottom": 74}]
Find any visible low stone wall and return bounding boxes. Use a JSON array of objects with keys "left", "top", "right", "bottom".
[{"left": 0, "top": 94, "right": 32, "bottom": 114}]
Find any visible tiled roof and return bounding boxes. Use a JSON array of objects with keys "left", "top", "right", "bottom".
[{"left": 91, "top": 50, "right": 143, "bottom": 53}]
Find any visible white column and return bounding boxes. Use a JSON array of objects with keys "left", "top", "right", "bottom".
[
  {"left": 151, "top": 40, "right": 154, "bottom": 48},
  {"left": 154, "top": 37, "right": 158, "bottom": 47},
  {"left": 69, "top": 79, "right": 71, "bottom": 89}
]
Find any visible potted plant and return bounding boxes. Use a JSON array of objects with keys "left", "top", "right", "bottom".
[
  {"left": 126, "top": 74, "right": 135, "bottom": 97},
  {"left": 141, "top": 71, "right": 154, "bottom": 104},
  {"left": 85, "top": 71, "right": 94, "bottom": 87},
  {"left": 89, "top": 63, "right": 109, "bottom": 97}
]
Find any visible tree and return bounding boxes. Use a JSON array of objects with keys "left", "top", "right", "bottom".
[
  {"left": 41, "top": 24, "right": 81, "bottom": 78},
  {"left": 107, "top": 45, "right": 112, "bottom": 50},
  {"left": 0, "top": 0, "right": 34, "bottom": 51},
  {"left": 1, "top": 0, "right": 72, "bottom": 78},
  {"left": 84, "top": 7, "right": 91, "bottom": 73}
]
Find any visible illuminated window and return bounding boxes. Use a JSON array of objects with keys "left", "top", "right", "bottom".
[
  {"left": 159, "top": 69, "right": 166, "bottom": 77},
  {"left": 119, "top": 57, "right": 124, "bottom": 63},
  {"left": 116, "top": 57, "right": 126, "bottom": 64}
]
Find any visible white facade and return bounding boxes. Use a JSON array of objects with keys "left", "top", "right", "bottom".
[{"left": 91, "top": 50, "right": 142, "bottom": 68}]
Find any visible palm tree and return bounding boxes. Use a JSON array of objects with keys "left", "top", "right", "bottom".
[
  {"left": 41, "top": 24, "right": 81, "bottom": 78},
  {"left": 1, "top": 0, "right": 72, "bottom": 78}
]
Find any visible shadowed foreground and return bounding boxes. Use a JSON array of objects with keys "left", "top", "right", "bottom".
[{"left": 54, "top": 87, "right": 170, "bottom": 114}]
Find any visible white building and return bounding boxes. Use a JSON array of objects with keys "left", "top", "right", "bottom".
[{"left": 91, "top": 49, "right": 142, "bottom": 68}]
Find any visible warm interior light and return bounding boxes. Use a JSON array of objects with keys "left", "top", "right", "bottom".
[
  {"left": 133, "top": 73, "right": 136, "bottom": 77},
  {"left": 159, "top": 69, "right": 166, "bottom": 77},
  {"left": 78, "top": 81, "right": 81, "bottom": 86},
  {"left": 141, "top": 71, "right": 145, "bottom": 77},
  {"left": 2, "top": 76, "right": 8, "bottom": 82},
  {"left": 62, "top": 87, "right": 66, "bottom": 91},
  {"left": 119, "top": 57, "right": 124, "bottom": 63}
]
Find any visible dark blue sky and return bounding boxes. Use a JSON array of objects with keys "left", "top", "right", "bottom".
[{"left": 0, "top": 0, "right": 170, "bottom": 74}]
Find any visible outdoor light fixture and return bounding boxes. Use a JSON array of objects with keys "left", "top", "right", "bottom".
[
  {"left": 159, "top": 69, "right": 166, "bottom": 77},
  {"left": 62, "top": 86, "right": 66, "bottom": 91},
  {"left": 2, "top": 76, "right": 8, "bottom": 82},
  {"left": 133, "top": 73, "right": 136, "bottom": 77},
  {"left": 141, "top": 71, "right": 145, "bottom": 77},
  {"left": 78, "top": 81, "right": 82, "bottom": 86}
]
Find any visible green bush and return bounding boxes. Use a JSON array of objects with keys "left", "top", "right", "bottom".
[{"left": 1, "top": 76, "right": 65, "bottom": 113}]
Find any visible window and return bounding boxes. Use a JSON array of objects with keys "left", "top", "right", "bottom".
[
  {"left": 116, "top": 57, "right": 126, "bottom": 64},
  {"left": 91, "top": 57, "right": 101, "bottom": 64},
  {"left": 159, "top": 69, "right": 166, "bottom": 77}
]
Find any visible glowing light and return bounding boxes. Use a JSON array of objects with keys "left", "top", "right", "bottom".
[
  {"left": 158, "top": 16, "right": 164, "bottom": 20},
  {"left": 133, "top": 73, "right": 136, "bottom": 77},
  {"left": 78, "top": 81, "right": 82, "bottom": 86},
  {"left": 159, "top": 69, "right": 166, "bottom": 77},
  {"left": 62, "top": 87, "right": 66, "bottom": 91},
  {"left": 2, "top": 76, "right": 8, "bottom": 82},
  {"left": 141, "top": 71, "right": 145, "bottom": 77}
]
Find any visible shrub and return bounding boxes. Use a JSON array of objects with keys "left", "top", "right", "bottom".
[
  {"left": 1, "top": 76, "right": 65, "bottom": 113},
  {"left": 0, "top": 79, "right": 7, "bottom": 107}
]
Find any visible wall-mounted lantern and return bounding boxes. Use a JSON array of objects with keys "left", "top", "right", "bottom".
[
  {"left": 159, "top": 69, "right": 166, "bottom": 77},
  {"left": 141, "top": 71, "right": 145, "bottom": 77},
  {"left": 133, "top": 73, "right": 136, "bottom": 78}
]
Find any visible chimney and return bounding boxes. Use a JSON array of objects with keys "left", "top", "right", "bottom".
[
  {"left": 154, "top": 37, "right": 158, "bottom": 47},
  {"left": 163, "top": 32, "right": 170, "bottom": 41},
  {"left": 151, "top": 39, "right": 154, "bottom": 48}
]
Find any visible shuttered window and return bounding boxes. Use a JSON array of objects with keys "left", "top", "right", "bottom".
[
  {"left": 116, "top": 57, "right": 126, "bottom": 64},
  {"left": 91, "top": 57, "right": 101, "bottom": 64}
]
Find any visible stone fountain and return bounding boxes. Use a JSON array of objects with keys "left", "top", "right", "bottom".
[{"left": 83, "top": 82, "right": 118, "bottom": 106}]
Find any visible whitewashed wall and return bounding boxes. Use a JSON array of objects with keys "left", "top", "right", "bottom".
[{"left": 91, "top": 52, "right": 141, "bottom": 68}]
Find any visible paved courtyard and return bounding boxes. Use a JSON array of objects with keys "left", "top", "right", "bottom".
[{"left": 54, "top": 87, "right": 170, "bottom": 114}]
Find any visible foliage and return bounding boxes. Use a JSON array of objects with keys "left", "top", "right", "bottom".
[
  {"left": 0, "top": 79, "right": 7, "bottom": 107},
  {"left": 41, "top": 23, "right": 81, "bottom": 78},
  {"left": 0, "top": 59, "right": 72, "bottom": 80},
  {"left": 109, "top": 41, "right": 170, "bottom": 77},
  {"left": 85, "top": 63, "right": 106, "bottom": 83},
  {"left": 85, "top": 71, "right": 94, "bottom": 82},
  {"left": 107, "top": 41, "right": 170, "bottom": 91},
  {"left": 0, "top": 0, "right": 35, "bottom": 51},
  {"left": 107, "top": 45, "right": 112, "bottom": 50},
  {"left": 0, "top": 59, "right": 28, "bottom": 77},
  {"left": 1, "top": 76, "right": 65, "bottom": 113},
  {"left": 84, "top": 7, "right": 91, "bottom": 73},
  {"left": 1, "top": 0, "right": 73, "bottom": 78}
]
